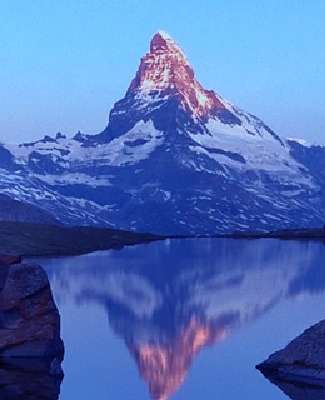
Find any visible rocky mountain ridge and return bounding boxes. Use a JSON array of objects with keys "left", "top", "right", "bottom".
[{"left": 1, "top": 32, "right": 325, "bottom": 234}]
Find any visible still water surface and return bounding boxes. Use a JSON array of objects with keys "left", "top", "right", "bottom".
[{"left": 37, "top": 239, "right": 325, "bottom": 399}]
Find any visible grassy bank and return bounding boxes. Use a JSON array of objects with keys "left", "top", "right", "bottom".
[{"left": 0, "top": 221, "right": 165, "bottom": 256}]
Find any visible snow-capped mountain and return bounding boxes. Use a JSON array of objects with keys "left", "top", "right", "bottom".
[{"left": 2, "top": 31, "right": 325, "bottom": 234}]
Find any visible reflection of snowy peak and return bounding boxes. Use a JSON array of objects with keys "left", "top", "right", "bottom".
[
  {"left": 2, "top": 32, "right": 325, "bottom": 233},
  {"left": 43, "top": 239, "right": 322, "bottom": 400}
]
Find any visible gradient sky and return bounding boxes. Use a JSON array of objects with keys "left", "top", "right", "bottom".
[{"left": 0, "top": 0, "right": 324, "bottom": 144}]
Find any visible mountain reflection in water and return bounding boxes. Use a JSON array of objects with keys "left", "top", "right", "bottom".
[{"left": 42, "top": 239, "right": 325, "bottom": 400}]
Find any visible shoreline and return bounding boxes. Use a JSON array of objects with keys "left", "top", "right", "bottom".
[
  {"left": 212, "top": 228, "right": 325, "bottom": 241},
  {"left": 0, "top": 221, "right": 167, "bottom": 257},
  {"left": 1, "top": 221, "right": 325, "bottom": 257}
]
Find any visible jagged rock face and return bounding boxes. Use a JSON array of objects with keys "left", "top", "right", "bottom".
[
  {"left": 288, "top": 139, "right": 325, "bottom": 187},
  {"left": 0, "top": 255, "right": 64, "bottom": 368},
  {"left": 0, "top": 144, "right": 15, "bottom": 170},
  {"left": 257, "top": 319, "right": 325, "bottom": 387},
  {"left": 128, "top": 31, "right": 228, "bottom": 119},
  {"left": 104, "top": 31, "right": 272, "bottom": 140}
]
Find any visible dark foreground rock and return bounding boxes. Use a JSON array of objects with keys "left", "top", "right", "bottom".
[
  {"left": 257, "top": 319, "right": 325, "bottom": 388},
  {"left": 0, "top": 359, "right": 62, "bottom": 400},
  {"left": 0, "top": 254, "right": 64, "bottom": 376}
]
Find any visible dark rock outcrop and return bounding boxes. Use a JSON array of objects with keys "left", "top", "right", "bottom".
[
  {"left": 0, "top": 359, "right": 63, "bottom": 400},
  {"left": 257, "top": 319, "right": 325, "bottom": 387},
  {"left": 0, "top": 254, "right": 64, "bottom": 376}
]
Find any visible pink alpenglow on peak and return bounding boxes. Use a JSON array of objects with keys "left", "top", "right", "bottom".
[
  {"left": 150, "top": 30, "right": 189, "bottom": 61},
  {"left": 128, "top": 31, "right": 226, "bottom": 119}
]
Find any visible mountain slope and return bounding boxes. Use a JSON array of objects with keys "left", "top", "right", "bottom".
[
  {"left": 3, "top": 32, "right": 325, "bottom": 234},
  {"left": 0, "top": 194, "right": 58, "bottom": 225}
]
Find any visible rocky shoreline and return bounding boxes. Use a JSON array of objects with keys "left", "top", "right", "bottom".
[
  {"left": 215, "top": 228, "right": 325, "bottom": 241},
  {"left": 2, "top": 221, "right": 325, "bottom": 258}
]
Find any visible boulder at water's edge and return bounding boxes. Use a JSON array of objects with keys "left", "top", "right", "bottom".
[
  {"left": 257, "top": 319, "right": 325, "bottom": 387},
  {"left": 0, "top": 254, "right": 64, "bottom": 375}
]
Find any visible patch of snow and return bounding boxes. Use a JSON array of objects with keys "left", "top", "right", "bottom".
[
  {"left": 287, "top": 138, "right": 310, "bottom": 147},
  {"left": 187, "top": 117, "right": 319, "bottom": 194},
  {"left": 9, "top": 120, "right": 163, "bottom": 168},
  {"left": 36, "top": 173, "right": 112, "bottom": 186}
]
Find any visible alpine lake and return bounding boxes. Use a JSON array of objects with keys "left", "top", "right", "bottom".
[{"left": 32, "top": 238, "right": 325, "bottom": 400}]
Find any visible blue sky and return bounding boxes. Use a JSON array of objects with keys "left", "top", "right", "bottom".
[{"left": 0, "top": 0, "right": 324, "bottom": 144}]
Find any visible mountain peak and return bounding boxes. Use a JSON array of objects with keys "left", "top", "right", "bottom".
[
  {"left": 155, "top": 30, "right": 173, "bottom": 40},
  {"left": 126, "top": 31, "right": 226, "bottom": 119},
  {"left": 149, "top": 31, "right": 189, "bottom": 63}
]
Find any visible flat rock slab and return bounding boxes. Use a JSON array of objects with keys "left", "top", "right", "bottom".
[{"left": 257, "top": 319, "right": 325, "bottom": 387}]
